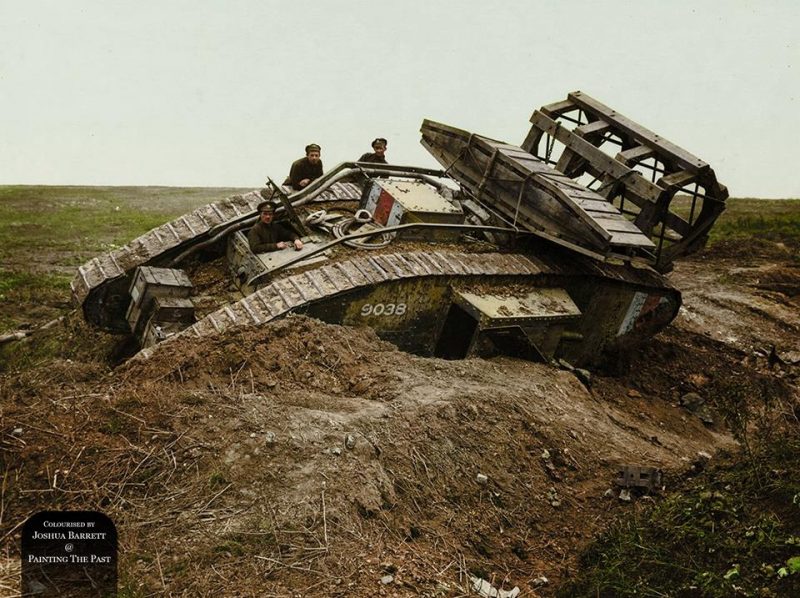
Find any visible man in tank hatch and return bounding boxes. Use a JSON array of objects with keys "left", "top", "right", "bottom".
[{"left": 247, "top": 201, "right": 303, "bottom": 253}]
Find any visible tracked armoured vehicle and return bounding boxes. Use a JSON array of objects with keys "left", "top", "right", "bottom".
[{"left": 71, "top": 92, "right": 727, "bottom": 366}]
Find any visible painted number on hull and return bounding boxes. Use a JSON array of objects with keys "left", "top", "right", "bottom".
[{"left": 360, "top": 303, "right": 407, "bottom": 317}]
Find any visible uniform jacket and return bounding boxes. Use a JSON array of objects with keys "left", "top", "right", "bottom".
[
  {"left": 284, "top": 157, "right": 323, "bottom": 190},
  {"left": 357, "top": 152, "right": 387, "bottom": 164},
  {"left": 247, "top": 220, "right": 299, "bottom": 253}
]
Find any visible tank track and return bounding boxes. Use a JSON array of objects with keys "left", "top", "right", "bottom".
[
  {"left": 136, "top": 249, "right": 669, "bottom": 360},
  {"left": 71, "top": 183, "right": 362, "bottom": 329}
]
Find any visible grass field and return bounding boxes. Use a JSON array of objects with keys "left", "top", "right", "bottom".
[
  {"left": 0, "top": 187, "right": 797, "bottom": 333},
  {"left": 0, "top": 185, "right": 248, "bottom": 331}
]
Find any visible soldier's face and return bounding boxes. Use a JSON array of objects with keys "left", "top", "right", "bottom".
[
  {"left": 373, "top": 143, "right": 386, "bottom": 156},
  {"left": 307, "top": 150, "right": 321, "bottom": 164},
  {"left": 260, "top": 210, "right": 274, "bottom": 224}
]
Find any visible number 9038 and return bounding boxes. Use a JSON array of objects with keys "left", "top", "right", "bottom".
[{"left": 360, "top": 302, "right": 407, "bottom": 317}]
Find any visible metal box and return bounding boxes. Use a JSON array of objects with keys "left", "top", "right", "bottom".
[
  {"left": 126, "top": 266, "right": 193, "bottom": 334},
  {"left": 360, "top": 179, "right": 464, "bottom": 241}
]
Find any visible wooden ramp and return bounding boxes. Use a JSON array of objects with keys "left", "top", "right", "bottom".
[{"left": 421, "top": 119, "right": 655, "bottom": 260}]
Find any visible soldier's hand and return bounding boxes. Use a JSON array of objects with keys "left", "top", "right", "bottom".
[
  {"left": 276, "top": 241, "right": 288, "bottom": 250},
  {"left": 294, "top": 239, "right": 304, "bottom": 251},
  {"left": 299, "top": 178, "right": 310, "bottom": 187}
]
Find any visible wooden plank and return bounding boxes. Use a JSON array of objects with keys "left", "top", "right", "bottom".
[
  {"left": 567, "top": 91, "right": 709, "bottom": 174},
  {"left": 555, "top": 148, "right": 578, "bottom": 173},
  {"left": 422, "top": 118, "right": 657, "bottom": 254},
  {"left": 657, "top": 169, "right": 696, "bottom": 191},
  {"left": 608, "top": 231, "right": 656, "bottom": 248},
  {"left": 591, "top": 216, "right": 646, "bottom": 233},
  {"left": 494, "top": 146, "right": 539, "bottom": 160},
  {"left": 574, "top": 198, "right": 621, "bottom": 214},
  {"left": 575, "top": 120, "right": 611, "bottom": 137},
  {"left": 530, "top": 110, "right": 662, "bottom": 202},
  {"left": 538, "top": 99, "right": 575, "bottom": 117},
  {"left": 568, "top": 188, "right": 611, "bottom": 201},
  {"left": 617, "top": 145, "right": 654, "bottom": 164},
  {"left": 521, "top": 126, "right": 543, "bottom": 154},
  {"left": 659, "top": 209, "right": 693, "bottom": 237},
  {"left": 426, "top": 122, "right": 617, "bottom": 249}
]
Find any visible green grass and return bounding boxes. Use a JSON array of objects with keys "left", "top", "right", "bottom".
[
  {"left": 559, "top": 444, "right": 800, "bottom": 597},
  {"left": 0, "top": 270, "right": 72, "bottom": 330},
  {"left": 0, "top": 185, "right": 250, "bottom": 257},
  {"left": 709, "top": 198, "right": 800, "bottom": 245},
  {"left": 559, "top": 373, "right": 800, "bottom": 598},
  {"left": 669, "top": 197, "right": 800, "bottom": 245},
  {"left": 0, "top": 204, "right": 175, "bottom": 254},
  {"left": 0, "top": 185, "right": 249, "bottom": 333}
]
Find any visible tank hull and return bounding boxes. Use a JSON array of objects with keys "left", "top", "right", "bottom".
[{"left": 137, "top": 249, "right": 679, "bottom": 367}]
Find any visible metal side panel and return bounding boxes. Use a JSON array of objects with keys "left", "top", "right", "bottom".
[{"left": 453, "top": 287, "right": 582, "bottom": 328}]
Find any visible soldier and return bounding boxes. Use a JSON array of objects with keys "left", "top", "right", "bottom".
[
  {"left": 247, "top": 201, "right": 303, "bottom": 253},
  {"left": 284, "top": 143, "right": 323, "bottom": 190},
  {"left": 357, "top": 138, "right": 388, "bottom": 164}
]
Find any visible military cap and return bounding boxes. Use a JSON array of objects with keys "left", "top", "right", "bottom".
[
  {"left": 256, "top": 200, "right": 277, "bottom": 213},
  {"left": 305, "top": 143, "right": 321, "bottom": 154},
  {"left": 372, "top": 137, "right": 388, "bottom": 148}
]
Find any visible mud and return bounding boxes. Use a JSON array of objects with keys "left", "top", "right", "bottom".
[{"left": 1, "top": 240, "right": 799, "bottom": 596}]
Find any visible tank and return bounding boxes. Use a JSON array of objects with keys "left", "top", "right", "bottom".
[{"left": 70, "top": 92, "right": 727, "bottom": 366}]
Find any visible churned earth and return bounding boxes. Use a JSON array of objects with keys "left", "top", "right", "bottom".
[{"left": 1, "top": 191, "right": 798, "bottom": 596}]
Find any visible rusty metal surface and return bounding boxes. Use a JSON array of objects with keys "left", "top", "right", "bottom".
[
  {"left": 454, "top": 288, "right": 581, "bottom": 326},
  {"left": 615, "top": 465, "right": 663, "bottom": 491},
  {"left": 137, "top": 251, "right": 542, "bottom": 359},
  {"left": 136, "top": 247, "right": 678, "bottom": 363}
]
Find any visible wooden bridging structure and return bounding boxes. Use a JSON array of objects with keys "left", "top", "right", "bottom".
[
  {"left": 521, "top": 91, "right": 728, "bottom": 269},
  {"left": 421, "top": 120, "right": 656, "bottom": 262}
]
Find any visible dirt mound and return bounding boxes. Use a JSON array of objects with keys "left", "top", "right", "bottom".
[
  {"left": 3, "top": 314, "right": 757, "bottom": 596},
  {"left": 121, "top": 315, "right": 400, "bottom": 400},
  {"left": 3, "top": 236, "right": 799, "bottom": 596}
]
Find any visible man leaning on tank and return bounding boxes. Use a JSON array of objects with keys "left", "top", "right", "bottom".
[
  {"left": 247, "top": 201, "right": 303, "bottom": 253},
  {"left": 284, "top": 143, "right": 323, "bottom": 190}
]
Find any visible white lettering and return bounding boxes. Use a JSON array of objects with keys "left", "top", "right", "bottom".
[{"left": 358, "top": 302, "right": 407, "bottom": 317}]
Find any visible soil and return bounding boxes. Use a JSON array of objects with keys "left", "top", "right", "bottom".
[{"left": 1, "top": 240, "right": 798, "bottom": 596}]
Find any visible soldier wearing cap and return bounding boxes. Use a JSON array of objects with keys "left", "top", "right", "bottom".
[
  {"left": 247, "top": 201, "right": 303, "bottom": 253},
  {"left": 357, "top": 138, "right": 388, "bottom": 164},
  {"left": 284, "top": 144, "right": 323, "bottom": 190}
]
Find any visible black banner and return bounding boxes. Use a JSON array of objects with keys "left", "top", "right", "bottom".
[{"left": 21, "top": 511, "right": 117, "bottom": 597}]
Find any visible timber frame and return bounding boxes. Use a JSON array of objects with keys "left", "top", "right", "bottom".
[{"left": 522, "top": 91, "right": 728, "bottom": 270}]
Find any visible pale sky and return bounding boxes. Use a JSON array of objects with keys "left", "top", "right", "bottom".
[{"left": 1, "top": 1, "right": 797, "bottom": 197}]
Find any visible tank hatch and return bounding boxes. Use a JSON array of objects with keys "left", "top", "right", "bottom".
[{"left": 454, "top": 288, "right": 581, "bottom": 326}]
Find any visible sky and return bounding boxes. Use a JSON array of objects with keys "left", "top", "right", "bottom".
[{"left": 1, "top": 1, "right": 797, "bottom": 197}]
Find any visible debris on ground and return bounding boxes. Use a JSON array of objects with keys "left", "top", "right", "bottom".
[{"left": 470, "top": 575, "right": 521, "bottom": 598}]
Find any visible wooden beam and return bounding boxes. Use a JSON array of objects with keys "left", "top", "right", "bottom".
[
  {"left": 617, "top": 145, "right": 655, "bottom": 165},
  {"left": 575, "top": 120, "right": 611, "bottom": 138},
  {"left": 538, "top": 99, "right": 575, "bottom": 118},
  {"left": 567, "top": 91, "right": 709, "bottom": 174},
  {"left": 657, "top": 170, "right": 696, "bottom": 192},
  {"left": 530, "top": 110, "right": 663, "bottom": 203}
]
